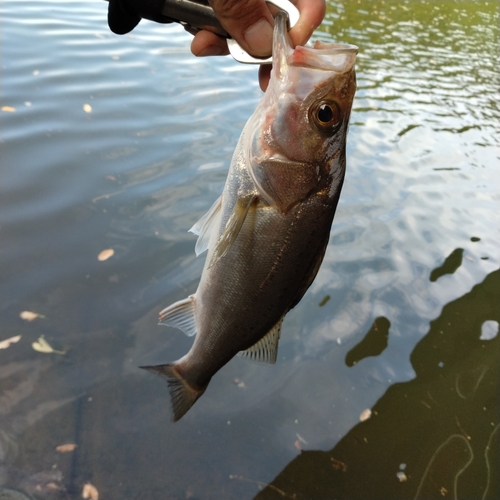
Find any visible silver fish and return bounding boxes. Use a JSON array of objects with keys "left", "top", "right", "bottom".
[{"left": 143, "top": 13, "right": 357, "bottom": 421}]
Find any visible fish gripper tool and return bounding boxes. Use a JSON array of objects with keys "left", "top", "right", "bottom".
[{"left": 106, "top": 0, "right": 299, "bottom": 64}]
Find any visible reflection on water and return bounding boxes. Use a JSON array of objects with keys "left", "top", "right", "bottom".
[
  {"left": 345, "top": 316, "right": 390, "bottom": 367},
  {"left": 256, "top": 269, "right": 499, "bottom": 500},
  {"left": 1, "top": 0, "right": 499, "bottom": 498},
  {"left": 430, "top": 247, "right": 464, "bottom": 282}
]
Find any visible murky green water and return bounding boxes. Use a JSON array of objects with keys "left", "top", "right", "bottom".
[{"left": 1, "top": 1, "right": 499, "bottom": 498}]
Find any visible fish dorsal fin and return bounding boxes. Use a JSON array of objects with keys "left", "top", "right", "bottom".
[
  {"left": 209, "top": 194, "right": 255, "bottom": 268},
  {"left": 189, "top": 195, "right": 223, "bottom": 256},
  {"left": 238, "top": 318, "right": 283, "bottom": 364},
  {"left": 158, "top": 296, "right": 197, "bottom": 337}
]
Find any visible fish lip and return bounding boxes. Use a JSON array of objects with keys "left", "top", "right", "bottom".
[
  {"left": 288, "top": 43, "right": 358, "bottom": 73},
  {"left": 273, "top": 12, "right": 358, "bottom": 75},
  {"left": 310, "top": 41, "right": 359, "bottom": 55}
]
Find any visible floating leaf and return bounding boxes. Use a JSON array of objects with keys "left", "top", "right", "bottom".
[
  {"left": 330, "top": 457, "right": 348, "bottom": 472},
  {"left": 233, "top": 378, "right": 246, "bottom": 389},
  {"left": 32, "top": 335, "right": 66, "bottom": 355},
  {"left": 45, "top": 482, "right": 64, "bottom": 492},
  {"left": 397, "top": 471, "right": 408, "bottom": 482},
  {"left": 32, "top": 336, "right": 54, "bottom": 353},
  {"left": 82, "top": 482, "right": 99, "bottom": 500},
  {"left": 20, "top": 310, "right": 45, "bottom": 321},
  {"left": 83, "top": 103, "right": 92, "bottom": 113},
  {"left": 97, "top": 248, "right": 114, "bottom": 261},
  {"left": 295, "top": 433, "right": 307, "bottom": 445},
  {"left": 1, "top": 106, "right": 16, "bottom": 112},
  {"left": 0, "top": 335, "right": 21, "bottom": 350},
  {"left": 56, "top": 443, "right": 78, "bottom": 453},
  {"left": 318, "top": 295, "right": 330, "bottom": 307},
  {"left": 359, "top": 408, "right": 372, "bottom": 422}
]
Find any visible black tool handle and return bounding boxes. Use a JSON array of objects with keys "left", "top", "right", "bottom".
[{"left": 107, "top": 0, "right": 228, "bottom": 37}]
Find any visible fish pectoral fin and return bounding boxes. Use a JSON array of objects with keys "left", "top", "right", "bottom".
[
  {"left": 238, "top": 317, "right": 284, "bottom": 365},
  {"left": 208, "top": 194, "right": 256, "bottom": 268},
  {"left": 158, "top": 295, "right": 197, "bottom": 337},
  {"left": 189, "top": 195, "right": 223, "bottom": 256}
]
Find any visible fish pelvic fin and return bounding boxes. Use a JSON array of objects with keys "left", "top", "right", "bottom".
[
  {"left": 158, "top": 295, "right": 197, "bottom": 337},
  {"left": 189, "top": 195, "right": 222, "bottom": 256},
  {"left": 141, "top": 364, "right": 207, "bottom": 422},
  {"left": 209, "top": 194, "right": 256, "bottom": 269},
  {"left": 238, "top": 317, "right": 284, "bottom": 365}
]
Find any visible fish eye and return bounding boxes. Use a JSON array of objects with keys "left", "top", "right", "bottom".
[
  {"left": 318, "top": 104, "right": 334, "bottom": 123},
  {"left": 311, "top": 101, "right": 341, "bottom": 132}
]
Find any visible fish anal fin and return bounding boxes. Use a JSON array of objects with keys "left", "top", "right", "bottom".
[
  {"left": 141, "top": 363, "right": 207, "bottom": 422},
  {"left": 209, "top": 194, "right": 255, "bottom": 268},
  {"left": 158, "top": 295, "right": 197, "bottom": 337},
  {"left": 189, "top": 195, "right": 222, "bottom": 256},
  {"left": 238, "top": 318, "right": 283, "bottom": 365}
]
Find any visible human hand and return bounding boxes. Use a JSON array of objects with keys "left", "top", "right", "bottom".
[{"left": 190, "top": 0, "right": 326, "bottom": 91}]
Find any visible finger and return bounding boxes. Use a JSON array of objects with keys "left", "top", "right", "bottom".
[
  {"left": 258, "top": 1, "right": 325, "bottom": 92},
  {"left": 209, "top": 0, "right": 275, "bottom": 57},
  {"left": 191, "top": 30, "right": 230, "bottom": 57},
  {"left": 289, "top": 0, "right": 326, "bottom": 47}
]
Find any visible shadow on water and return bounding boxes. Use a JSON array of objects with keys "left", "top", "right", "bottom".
[{"left": 255, "top": 268, "right": 499, "bottom": 500}]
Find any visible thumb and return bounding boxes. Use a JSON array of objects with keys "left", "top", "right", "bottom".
[{"left": 209, "top": 0, "right": 275, "bottom": 57}]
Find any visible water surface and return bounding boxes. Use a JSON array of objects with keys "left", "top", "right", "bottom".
[{"left": 1, "top": 0, "right": 499, "bottom": 498}]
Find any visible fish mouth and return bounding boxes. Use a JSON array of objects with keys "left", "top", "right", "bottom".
[{"left": 273, "top": 12, "right": 358, "bottom": 76}]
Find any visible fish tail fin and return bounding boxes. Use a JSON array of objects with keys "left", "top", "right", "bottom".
[{"left": 141, "top": 363, "right": 206, "bottom": 422}]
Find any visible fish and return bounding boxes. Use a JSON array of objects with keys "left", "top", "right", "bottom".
[{"left": 142, "top": 12, "right": 358, "bottom": 422}]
